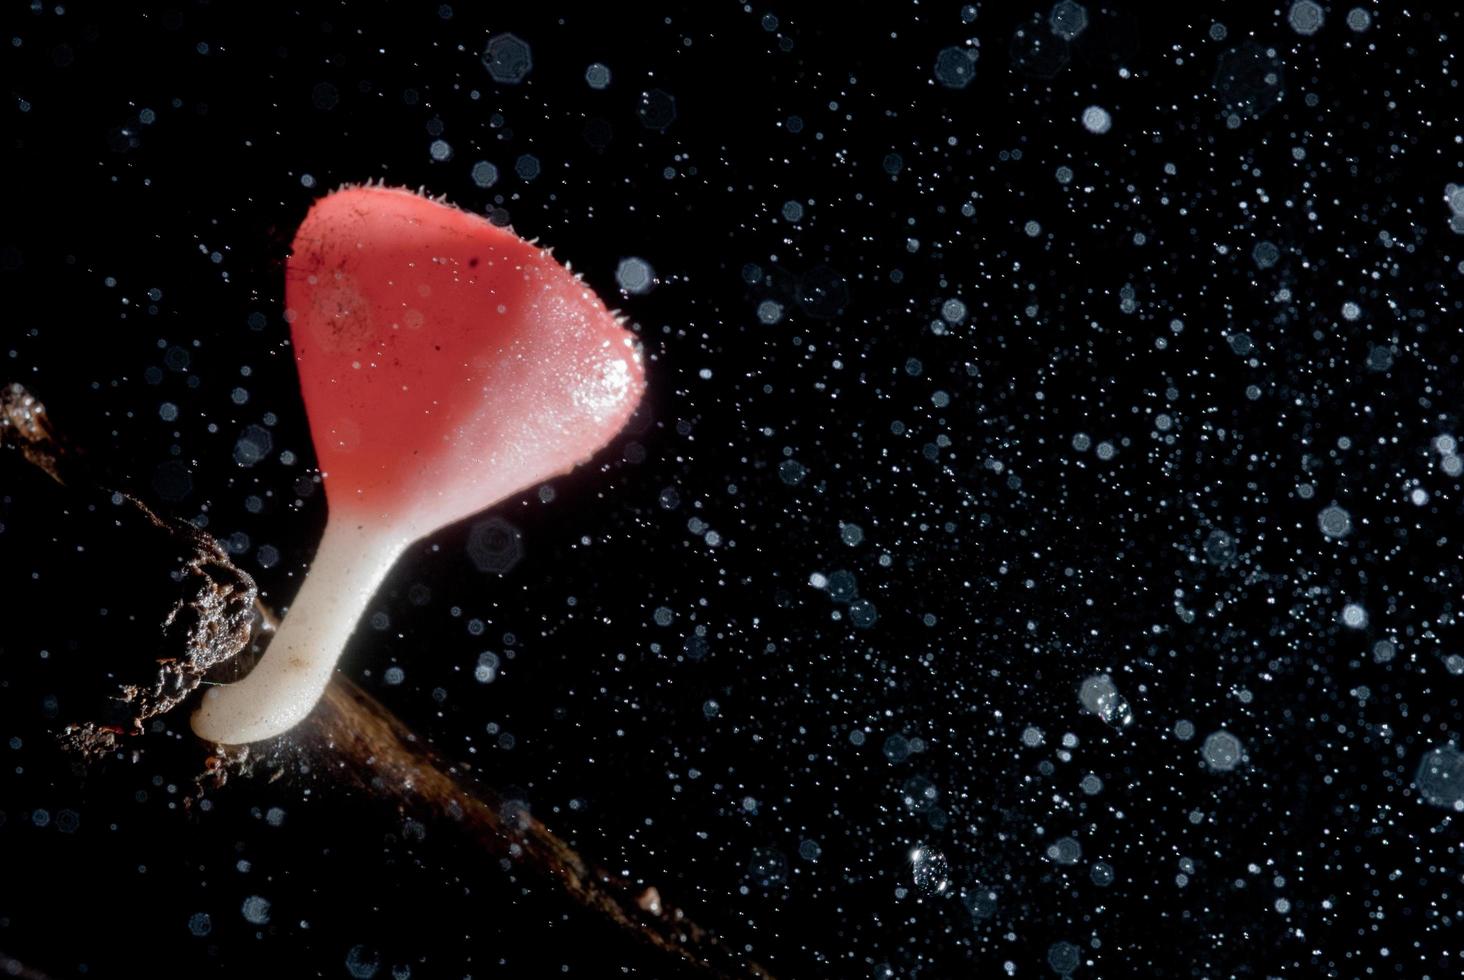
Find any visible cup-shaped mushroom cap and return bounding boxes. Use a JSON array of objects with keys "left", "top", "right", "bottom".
[{"left": 287, "top": 185, "right": 645, "bottom": 537}]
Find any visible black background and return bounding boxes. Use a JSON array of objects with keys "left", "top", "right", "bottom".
[{"left": 4, "top": 2, "right": 1463, "bottom": 977}]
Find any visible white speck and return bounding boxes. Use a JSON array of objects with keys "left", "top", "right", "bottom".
[
  {"left": 241, "top": 895, "right": 271, "bottom": 925},
  {"left": 1081, "top": 105, "right": 1112, "bottom": 134},
  {"left": 1049, "top": 1, "right": 1089, "bottom": 42},
  {"left": 910, "top": 845, "right": 951, "bottom": 895},
  {"left": 1318, "top": 504, "right": 1352, "bottom": 539},
  {"left": 470, "top": 160, "right": 499, "bottom": 188},
  {"left": 1288, "top": 0, "right": 1324, "bottom": 35},
  {"left": 1202, "top": 730, "right": 1244, "bottom": 771},
  {"left": 615, "top": 257, "right": 654, "bottom": 294},
  {"left": 1079, "top": 674, "right": 1133, "bottom": 727},
  {"left": 585, "top": 62, "right": 612, "bottom": 89},
  {"left": 345, "top": 944, "right": 382, "bottom": 979},
  {"left": 1447, "top": 183, "right": 1464, "bottom": 216}
]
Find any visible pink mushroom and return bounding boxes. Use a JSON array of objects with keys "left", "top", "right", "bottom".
[{"left": 192, "top": 185, "right": 645, "bottom": 744}]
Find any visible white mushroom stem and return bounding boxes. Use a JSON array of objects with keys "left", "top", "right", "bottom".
[{"left": 191, "top": 517, "right": 403, "bottom": 745}]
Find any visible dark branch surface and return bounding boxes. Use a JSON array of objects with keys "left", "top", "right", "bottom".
[
  {"left": 0, "top": 383, "right": 775, "bottom": 980},
  {"left": 1, "top": 382, "right": 257, "bottom": 759}
]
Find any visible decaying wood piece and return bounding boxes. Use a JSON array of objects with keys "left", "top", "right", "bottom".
[
  {"left": 0, "top": 381, "right": 776, "bottom": 980},
  {"left": 1, "top": 382, "right": 258, "bottom": 758},
  {"left": 302, "top": 678, "right": 770, "bottom": 979}
]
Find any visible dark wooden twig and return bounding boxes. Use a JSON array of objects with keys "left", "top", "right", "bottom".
[
  {"left": 0, "top": 381, "right": 775, "bottom": 980},
  {"left": 302, "top": 676, "right": 770, "bottom": 978}
]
